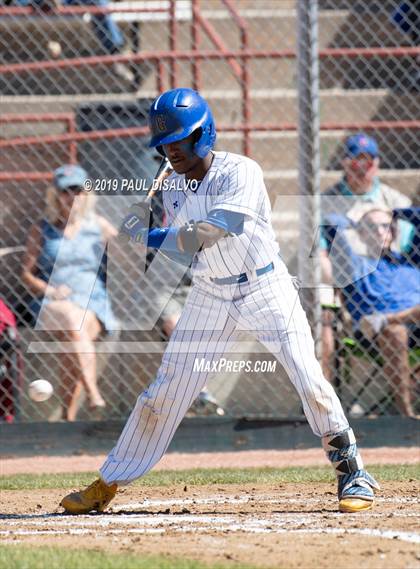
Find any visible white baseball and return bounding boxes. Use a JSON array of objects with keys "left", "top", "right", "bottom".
[{"left": 28, "top": 380, "right": 54, "bottom": 402}]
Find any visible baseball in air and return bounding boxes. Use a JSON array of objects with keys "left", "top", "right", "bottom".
[{"left": 28, "top": 380, "right": 54, "bottom": 402}]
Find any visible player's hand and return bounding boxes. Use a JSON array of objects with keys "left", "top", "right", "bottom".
[{"left": 118, "top": 203, "right": 152, "bottom": 243}]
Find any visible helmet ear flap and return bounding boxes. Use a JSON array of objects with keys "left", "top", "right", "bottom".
[
  {"left": 192, "top": 125, "right": 215, "bottom": 159},
  {"left": 192, "top": 127, "right": 203, "bottom": 156},
  {"left": 156, "top": 145, "right": 166, "bottom": 157},
  {"left": 192, "top": 128, "right": 202, "bottom": 143}
]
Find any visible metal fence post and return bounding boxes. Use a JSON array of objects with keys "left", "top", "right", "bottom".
[{"left": 296, "top": 0, "right": 322, "bottom": 354}]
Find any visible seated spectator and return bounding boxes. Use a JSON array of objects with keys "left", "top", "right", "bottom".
[
  {"left": 22, "top": 164, "right": 119, "bottom": 421},
  {"left": 325, "top": 205, "right": 420, "bottom": 418},
  {"left": 14, "top": 0, "right": 134, "bottom": 83},
  {"left": 320, "top": 133, "right": 413, "bottom": 380}
]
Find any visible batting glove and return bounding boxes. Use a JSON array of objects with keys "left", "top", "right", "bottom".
[{"left": 118, "top": 203, "right": 152, "bottom": 243}]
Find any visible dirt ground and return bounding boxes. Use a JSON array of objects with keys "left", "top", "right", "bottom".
[
  {"left": 1, "top": 482, "right": 419, "bottom": 569},
  {"left": 1, "top": 448, "right": 419, "bottom": 569}
]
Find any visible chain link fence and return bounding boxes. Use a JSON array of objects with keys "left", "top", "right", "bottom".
[{"left": 0, "top": 0, "right": 419, "bottom": 422}]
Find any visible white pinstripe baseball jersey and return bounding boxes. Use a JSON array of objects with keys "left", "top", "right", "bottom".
[{"left": 162, "top": 151, "right": 280, "bottom": 279}]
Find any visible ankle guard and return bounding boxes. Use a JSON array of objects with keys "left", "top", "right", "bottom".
[{"left": 322, "top": 428, "right": 364, "bottom": 476}]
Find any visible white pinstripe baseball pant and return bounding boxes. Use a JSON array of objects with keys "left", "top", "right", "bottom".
[{"left": 100, "top": 267, "right": 349, "bottom": 485}]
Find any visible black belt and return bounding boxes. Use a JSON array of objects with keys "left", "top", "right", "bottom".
[{"left": 210, "top": 262, "right": 274, "bottom": 285}]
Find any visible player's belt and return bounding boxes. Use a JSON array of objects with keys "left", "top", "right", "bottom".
[{"left": 210, "top": 261, "right": 274, "bottom": 286}]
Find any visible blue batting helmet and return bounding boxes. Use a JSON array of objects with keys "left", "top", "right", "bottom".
[{"left": 148, "top": 88, "right": 216, "bottom": 158}]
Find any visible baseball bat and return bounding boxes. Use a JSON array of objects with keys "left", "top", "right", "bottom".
[{"left": 144, "top": 156, "right": 173, "bottom": 204}]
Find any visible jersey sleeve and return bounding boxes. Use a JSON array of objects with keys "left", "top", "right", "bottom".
[{"left": 210, "top": 159, "right": 265, "bottom": 220}]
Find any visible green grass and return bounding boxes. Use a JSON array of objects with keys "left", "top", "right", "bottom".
[
  {"left": 1, "top": 464, "right": 418, "bottom": 491},
  {"left": 0, "top": 545, "right": 256, "bottom": 569}
]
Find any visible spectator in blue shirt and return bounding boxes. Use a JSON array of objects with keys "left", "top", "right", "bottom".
[
  {"left": 325, "top": 205, "right": 419, "bottom": 418},
  {"left": 320, "top": 133, "right": 413, "bottom": 381}
]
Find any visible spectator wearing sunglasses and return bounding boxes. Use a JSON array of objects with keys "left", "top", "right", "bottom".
[
  {"left": 324, "top": 205, "right": 419, "bottom": 418},
  {"left": 319, "top": 133, "right": 413, "bottom": 382},
  {"left": 22, "top": 164, "right": 119, "bottom": 420}
]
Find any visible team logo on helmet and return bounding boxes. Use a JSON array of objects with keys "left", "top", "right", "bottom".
[{"left": 156, "top": 115, "right": 167, "bottom": 132}]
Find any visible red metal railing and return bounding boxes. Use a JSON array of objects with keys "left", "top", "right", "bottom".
[
  {"left": 2, "top": 119, "right": 419, "bottom": 151},
  {"left": 1, "top": 117, "right": 419, "bottom": 182},
  {"left": 0, "top": 0, "right": 252, "bottom": 150},
  {"left": 2, "top": 45, "right": 419, "bottom": 75},
  {"left": 0, "top": 113, "right": 78, "bottom": 164},
  {"left": 0, "top": 0, "right": 252, "bottom": 154},
  {"left": 1, "top": 45, "right": 418, "bottom": 150},
  {"left": 190, "top": 0, "right": 249, "bottom": 153}
]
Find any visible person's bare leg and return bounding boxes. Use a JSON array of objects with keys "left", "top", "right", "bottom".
[
  {"left": 57, "top": 349, "right": 80, "bottom": 421},
  {"left": 58, "top": 327, "right": 102, "bottom": 421},
  {"left": 388, "top": 306, "right": 420, "bottom": 327},
  {"left": 378, "top": 324, "right": 414, "bottom": 417},
  {"left": 69, "top": 310, "right": 103, "bottom": 410},
  {"left": 38, "top": 302, "right": 103, "bottom": 419},
  {"left": 65, "top": 375, "right": 84, "bottom": 422}
]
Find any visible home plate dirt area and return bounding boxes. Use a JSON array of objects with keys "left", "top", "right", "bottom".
[{"left": 1, "top": 481, "right": 419, "bottom": 569}]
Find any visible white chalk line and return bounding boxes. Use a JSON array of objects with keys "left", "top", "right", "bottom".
[
  {"left": 120, "top": 494, "right": 419, "bottom": 509},
  {"left": 2, "top": 510, "right": 418, "bottom": 528},
  {"left": 1, "top": 510, "right": 419, "bottom": 543},
  {"left": 1, "top": 495, "right": 418, "bottom": 544},
  {"left": 1, "top": 523, "right": 418, "bottom": 544}
]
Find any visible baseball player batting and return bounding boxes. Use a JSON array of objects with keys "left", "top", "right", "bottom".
[{"left": 60, "top": 88, "right": 379, "bottom": 515}]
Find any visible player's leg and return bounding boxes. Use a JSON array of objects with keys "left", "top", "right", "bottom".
[
  {"left": 60, "top": 285, "right": 239, "bottom": 512},
  {"left": 238, "top": 273, "right": 347, "bottom": 435},
  {"left": 238, "top": 271, "right": 379, "bottom": 512},
  {"left": 100, "top": 287, "right": 237, "bottom": 484}
]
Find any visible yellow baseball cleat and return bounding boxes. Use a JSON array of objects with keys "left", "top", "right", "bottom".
[
  {"left": 60, "top": 478, "right": 118, "bottom": 514},
  {"left": 337, "top": 469, "right": 380, "bottom": 514},
  {"left": 339, "top": 497, "right": 374, "bottom": 513}
]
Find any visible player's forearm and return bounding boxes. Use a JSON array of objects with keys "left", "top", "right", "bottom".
[
  {"left": 196, "top": 222, "right": 226, "bottom": 249},
  {"left": 176, "top": 222, "right": 226, "bottom": 252}
]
